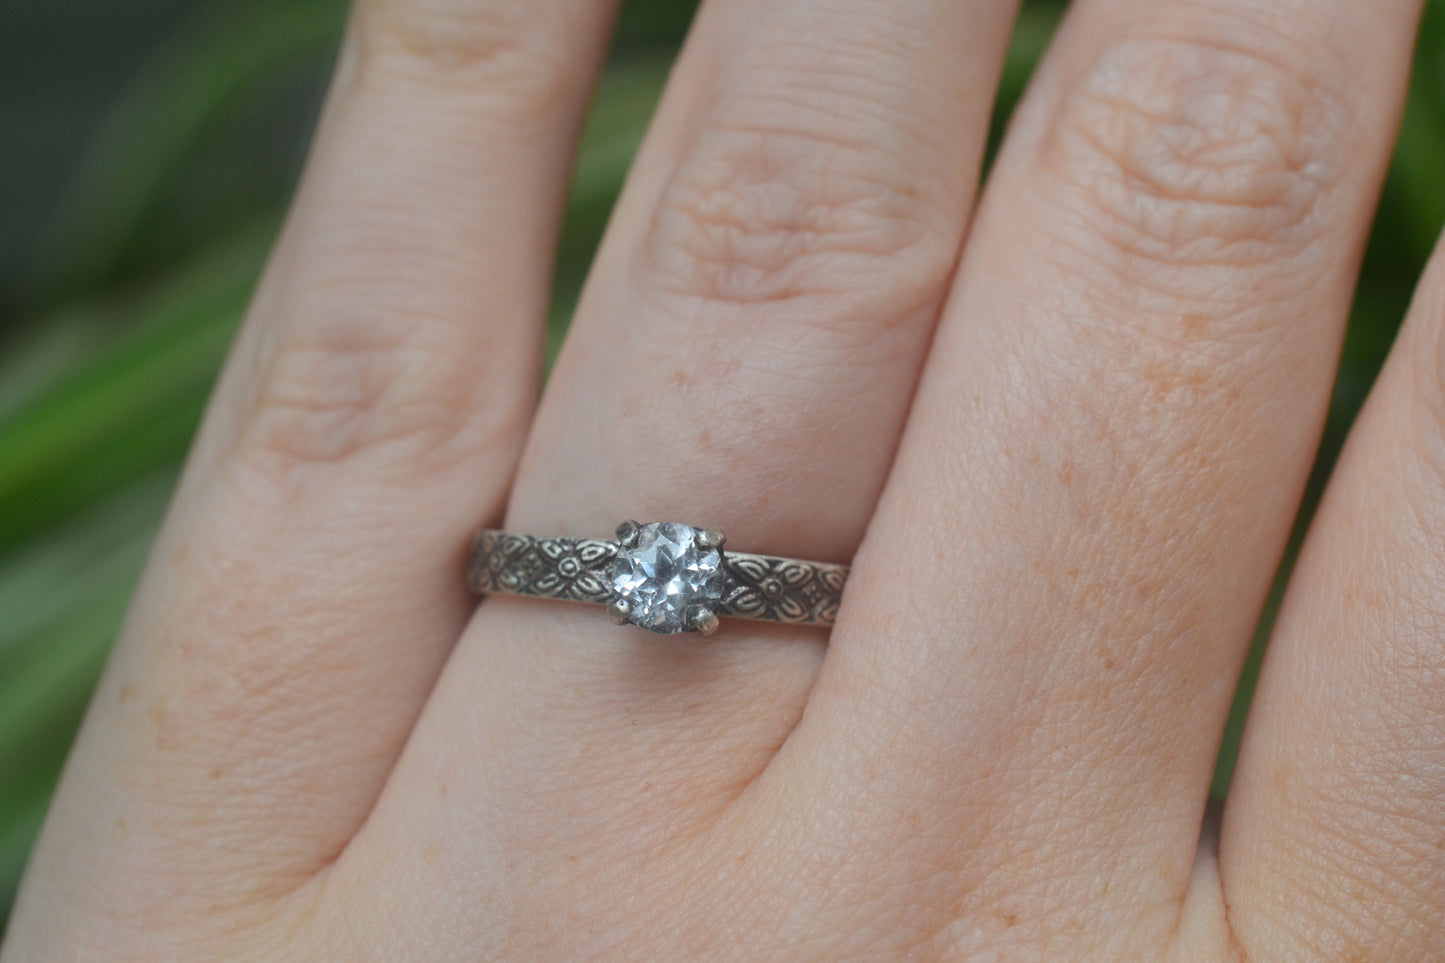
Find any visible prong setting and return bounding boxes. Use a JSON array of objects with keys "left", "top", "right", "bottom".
[
  {"left": 615, "top": 520, "right": 641, "bottom": 548},
  {"left": 687, "top": 605, "right": 720, "bottom": 636},
  {"left": 608, "top": 598, "right": 632, "bottom": 625},
  {"left": 695, "top": 528, "right": 726, "bottom": 551}
]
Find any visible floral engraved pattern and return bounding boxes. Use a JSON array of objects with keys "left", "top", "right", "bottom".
[
  {"left": 718, "top": 552, "right": 848, "bottom": 627},
  {"left": 468, "top": 531, "right": 617, "bottom": 606},
  {"left": 468, "top": 531, "right": 848, "bottom": 629}
]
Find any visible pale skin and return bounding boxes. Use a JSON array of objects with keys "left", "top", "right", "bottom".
[{"left": 4, "top": 0, "right": 1444, "bottom": 957}]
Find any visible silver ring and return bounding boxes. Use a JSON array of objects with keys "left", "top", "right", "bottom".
[{"left": 467, "top": 520, "right": 849, "bottom": 635}]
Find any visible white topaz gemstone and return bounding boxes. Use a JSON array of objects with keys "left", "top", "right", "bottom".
[{"left": 608, "top": 522, "right": 724, "bottom": 633}]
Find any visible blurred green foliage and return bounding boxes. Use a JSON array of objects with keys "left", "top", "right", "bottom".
[{"left": 2, "top": 0, "right": 1444, "bottom": 930}]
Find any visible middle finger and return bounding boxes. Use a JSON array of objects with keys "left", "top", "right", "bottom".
[{"left": 790, "top": 0, "right": 1421, "bottom": 953}]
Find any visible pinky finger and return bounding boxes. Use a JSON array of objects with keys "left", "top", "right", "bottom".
[{"left": 1222, "top": 240, "right": 1445, "bottom": 960}]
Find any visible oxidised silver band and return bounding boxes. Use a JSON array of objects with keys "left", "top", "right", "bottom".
[{"left": 467, "top": 527, "right": 848, "bottom": 631}]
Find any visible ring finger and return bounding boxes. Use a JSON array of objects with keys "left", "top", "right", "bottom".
[{"left": 329, "top": 0, "right": 1021, "bottom": 952}]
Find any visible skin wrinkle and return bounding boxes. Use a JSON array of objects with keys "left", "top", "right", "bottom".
[
  {"left": 630, "top": 9, "right": 960, "bottom": 316},
  {"left": 351, "top": 0, "right": 584, "bottom": 106},
  {"left": 1035, "top": 42, "right": 1345, "bottom": 301},
  {"left": 642, "top": 128, "right": 953, "bottom": 309},
  {"left": 1035, "top": 15, "right": 1349, "bottom": 265},
  {"left": 710, "top": 1, "right": 959, "bottom": 157}
]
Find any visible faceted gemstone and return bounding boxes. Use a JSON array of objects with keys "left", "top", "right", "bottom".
[{"left": 608, "top": 522, "right": 724, "bottom": 633}]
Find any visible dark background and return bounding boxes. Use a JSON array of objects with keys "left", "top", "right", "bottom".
[{"left": 2, "top": 0, "right": 1443, "bottom": 932}]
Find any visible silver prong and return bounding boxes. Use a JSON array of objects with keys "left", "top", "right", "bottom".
[
  {"left": 696, "top": 528, "right": 725, "bottom": 551},
  {"left": 688, "top": 605, "right": 719, "bottom": 636},
  {"left": 616, "top": 520, "right": 641, "bottom": 548},
  {"left": 608, "top": 598, "right": 632, "bottom": 625}
]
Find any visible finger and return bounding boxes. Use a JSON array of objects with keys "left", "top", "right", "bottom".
[
  {"left": 779, "top": 0, "right": 1420, "bottom": 951},
  {"left": 10, "top": 0, "right": 619, "bottom": 938},
  {"left": 325, "top": 0, "right": 1020, "bottom": 952},
  {"left": 1220, "top": 240, "right": 1445, "bottom": 959}
]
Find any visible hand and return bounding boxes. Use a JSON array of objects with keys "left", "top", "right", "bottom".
[{"left": 4, "top": 0, "right": 1440, "bottom": 958}]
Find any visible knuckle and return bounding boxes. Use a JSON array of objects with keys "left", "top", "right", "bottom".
[
  {"left": 349, "top": 0, "right": 577, "bottom": 110},
  {"left": 640, "top": 115, "right": 958, "bottom": 322},
  {"left": 244, "top": 327, "right": 452, "bottom": 469},
  {"left": 1040, "top": 25, "right": 1350, "bottom": 277},
  {"left": 235, "top": 308, "right": 523, "bottom": 483}
]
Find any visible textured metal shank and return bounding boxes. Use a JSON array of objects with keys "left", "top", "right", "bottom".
[
  {"left": 468, "top": 531, "right": 618, "bottom": 605},
  {"left": 468, "top": 530, "right": 848, "bottom": 628},
  {"left": 716, "top": 552, "right": 847, "bottom": 627}
]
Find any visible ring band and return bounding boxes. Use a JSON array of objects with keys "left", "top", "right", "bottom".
[{"left": 467, "top": 521, "right": 848, "bottom": 635}]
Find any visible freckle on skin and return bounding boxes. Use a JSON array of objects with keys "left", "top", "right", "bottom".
[
  {"left": 1181, "top": 314, "right": 1210, "bottom": 336},
  {"left": 1142, "top": 360, "right": 1209, "bottom": 397},
  {"left": 118, "top": 684, "right": 133, "bottom": 704}
]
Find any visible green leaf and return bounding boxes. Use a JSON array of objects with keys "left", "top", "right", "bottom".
[{"left": 0, "top": 225, "right": 273, "bottom": 555}]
